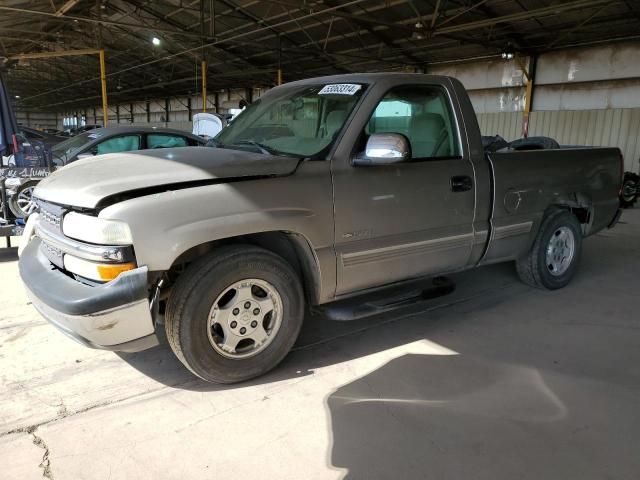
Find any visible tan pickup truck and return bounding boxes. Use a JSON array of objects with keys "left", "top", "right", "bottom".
[{"left": 19, "top": 73, "right": 622, "bottom": 383}]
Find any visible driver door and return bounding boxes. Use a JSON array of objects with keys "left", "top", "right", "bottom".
[{"left": 332, "top": 84, "right": 477, "bottom": 295}]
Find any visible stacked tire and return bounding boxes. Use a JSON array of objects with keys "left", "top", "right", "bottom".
[{"left": 620, "top": 171, "right": 639, "bottom": 209}]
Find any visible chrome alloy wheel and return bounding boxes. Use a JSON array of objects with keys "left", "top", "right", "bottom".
[
  {"left": 16, "top": 186, "right": 38, "bottom": 217},
  {"left": 207, "top": 278, "right": 283, "bottom": 359},
  {"left": 545, "top": 226, "right": 575, "bottom": 276}
]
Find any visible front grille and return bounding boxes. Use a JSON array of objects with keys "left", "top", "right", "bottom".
[
  {"left": 35, "top": 199, "right": 66, "bottom": 232},
  {"left": 41, "top": 209, "right": 61, "bottom": 227},
  {"left": 41, "top": 239, "right": 64, "bottom": 265}
]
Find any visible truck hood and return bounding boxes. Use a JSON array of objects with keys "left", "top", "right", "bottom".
[{"left": 34, "top": 146, "right": 300, "bottom": 209}]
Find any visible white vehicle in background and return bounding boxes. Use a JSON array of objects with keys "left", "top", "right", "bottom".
[
  {"left": 192, "top": 113, "right": 224, "bottom": 140},
  {"left": 227, "top": 108, "right": 244, "bottom": 121}
]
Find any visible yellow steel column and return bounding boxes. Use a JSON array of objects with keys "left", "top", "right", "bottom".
[
  {"left": 99, "top": 49, "right": 108, "bottom": 127},
  {"left": 201, "top": 60, "right": 207, "bottom": 112},
  {"left": 516, "top": 54, "right": 537, "bottom": 138},
  {"left": 277, "top": 35, "right": 282, "bottom": 86},
  {"left": 523, "top": 76, "right": 534, "bottom": 137}
]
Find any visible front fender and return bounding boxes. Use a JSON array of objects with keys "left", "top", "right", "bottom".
[{"left": 98, "top": 162, "right": 337, "bottom": 301}]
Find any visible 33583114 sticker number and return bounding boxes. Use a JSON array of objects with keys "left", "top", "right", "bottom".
[{"left": 318, "top": 84, "right": 362, "bottom": 95}]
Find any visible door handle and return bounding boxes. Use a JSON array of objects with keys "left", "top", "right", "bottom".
[{"left": 451, "top": 175, "right": 473, "bottom": 192}]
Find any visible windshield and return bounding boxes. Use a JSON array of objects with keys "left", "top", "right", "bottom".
[
  {"left": 214, "top": 83, "right": 366, "bottom": 158},
  {"left": 50, "top": 131, "right": 96, "bottom": 165}
]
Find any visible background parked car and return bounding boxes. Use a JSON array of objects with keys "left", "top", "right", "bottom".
[
  {"left": 64, "top": 124, "right": 102, "bottom": 136},
  {"left": 50, "top": 126, "right": 205, "bottom": 166},
  {"left": 9, "top": 126, "right": 207, "bottom": 218},
  {"left": 42, "top": 128, "right": 66, "bottom": 136},
  {"left": 19, "top": 125, "right": 65, "bottom": 149}
]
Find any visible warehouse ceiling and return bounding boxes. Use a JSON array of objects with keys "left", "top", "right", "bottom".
[{"left": 1, "top": 0, "right": 640, "bottom": 111}]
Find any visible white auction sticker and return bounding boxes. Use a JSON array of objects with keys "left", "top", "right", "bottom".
[{"left": 318, "top": 84, "right": 362, "bottom": 95}]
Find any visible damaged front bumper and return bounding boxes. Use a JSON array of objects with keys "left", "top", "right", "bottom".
[{"left": 19, "top": 238, "right": 158, "bottom": 352}]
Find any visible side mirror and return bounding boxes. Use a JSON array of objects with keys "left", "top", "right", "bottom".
[{"left": 353, "top": 133, "right": 411, "bottom": 166}]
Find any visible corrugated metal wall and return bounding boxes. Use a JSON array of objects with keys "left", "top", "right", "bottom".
[
  {"left": 468, "top": 41, "right": 640, "bottom": 173},
  {"left": 477, "top": 109, "right": 640, "bottom": 172},
  {"left": 476, "top": 112, "right": 523, "bottom": 143},
  {"left": 531, "top": 109, "right": 640, "bottom": 172}
]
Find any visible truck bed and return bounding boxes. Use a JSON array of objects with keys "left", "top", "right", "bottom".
[{"left": 481, "top": 146, "right": 621, "bottom": 264}]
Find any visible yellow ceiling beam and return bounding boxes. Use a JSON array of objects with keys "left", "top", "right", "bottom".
[
  {"left": 54, "top": 0, "right": 81, "bottom": 17},
  {"left": 9, "top": 48, "right": 100, "bottom": 60}
]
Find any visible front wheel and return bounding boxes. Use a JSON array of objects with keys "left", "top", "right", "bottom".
[
  {"left": 165, "top": 245, "right": 304, "bottom": 384},
  {"left": 516, "top": 210, "right": 583, "bottom": 290}
]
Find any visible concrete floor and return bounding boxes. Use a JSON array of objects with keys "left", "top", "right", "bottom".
[{"left": 1, "top": 210, "right": 639, "bottom": 480}]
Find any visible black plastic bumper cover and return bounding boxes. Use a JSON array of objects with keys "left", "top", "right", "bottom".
[{"left": 19, "top": 238, "right": 148, "bottom": 316}]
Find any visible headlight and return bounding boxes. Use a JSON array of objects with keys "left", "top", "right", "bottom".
[{"left": 62, "top": 212, "right": 133, "bottom": 245}]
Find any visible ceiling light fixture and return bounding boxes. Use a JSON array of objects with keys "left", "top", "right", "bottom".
[
  {"left": 501, "top": 44, "right": 516, "bottom": 60},
  {"left": 412, "top": 22, "right": 425, "bottom": 40},
  {"left": 152, "top": 37, "right": 161, "bottom": 46}
]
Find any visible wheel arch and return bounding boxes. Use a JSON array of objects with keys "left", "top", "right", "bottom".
[
  {"left": 168, "top": 231, "right": 323, "bottom": 305},
  {"left": 548, "top": 191, "right": 594, "bottom": 235}
]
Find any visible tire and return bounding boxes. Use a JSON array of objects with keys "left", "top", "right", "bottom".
[
  {"left": 481, "top": 135, "right": 509, "bottom": 152},
  {"left": 620, "top": 172, "right": 639, "bottom": 208},
  {"left": 165, "top": 245, "right": 304, "bottom": 384},
  {"left": 509, "top": 136, "right": 560, "bottom": 151},
  {"left": 516, "top": 210, "right": 582, "bottom": 290},
  {"left": 8, "top": 180, "right": 39, "bottom": 218}
]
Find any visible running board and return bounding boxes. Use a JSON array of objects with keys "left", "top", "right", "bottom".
[{"left": 320, "top": 277, "right": 455, "bottom": 322}]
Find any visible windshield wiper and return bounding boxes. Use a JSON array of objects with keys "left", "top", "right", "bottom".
[{"left": 229, "top": 140, "right": 278, "bottom": 156}]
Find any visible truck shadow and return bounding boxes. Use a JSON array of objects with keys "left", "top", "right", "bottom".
[
  {"left": 113, "top": 232, "right": 640, "bottom": 477},
  {"left": 326, "top": 350, "right": 639, "bottom": 480},
  {"left": 323, "top": 227, "right": 640, "bottom": 479}
]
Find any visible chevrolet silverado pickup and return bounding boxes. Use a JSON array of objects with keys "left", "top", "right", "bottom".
[{"left": 19, "top": 73, "right": 623, "bottom": 383}]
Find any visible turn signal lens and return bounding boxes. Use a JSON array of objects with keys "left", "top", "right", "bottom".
[
  {"left": 97, "top": 262, "right": 136, "bottom": 281},
  {"left": 64, "top": 255, "right": 136, "bottom": 281}
]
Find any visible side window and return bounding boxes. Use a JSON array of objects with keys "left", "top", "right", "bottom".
[
  {"left": 366, "top": 85, "right": 460, "bottom": 159},
  {"left": 96, "top": 135, "right": 141, "bottom": 155},
  {"left": 147, "top": 134, "right": 188, "bottom": 149}
]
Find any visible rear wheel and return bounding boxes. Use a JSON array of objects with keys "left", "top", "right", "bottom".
[
  {"left": 516, "top": 210, "right": 582, "bottom": 289},
  {"left": 165, "top": 245, "right": 304, "bottom": 384}
]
